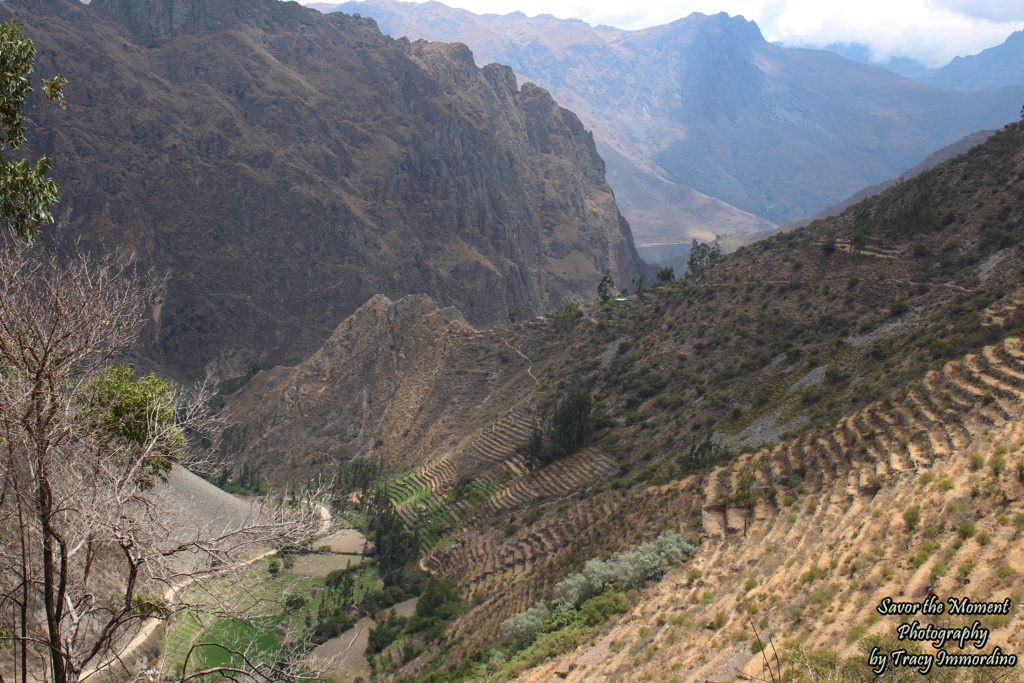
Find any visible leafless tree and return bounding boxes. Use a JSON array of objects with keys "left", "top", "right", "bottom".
[{"left": 0, "top": 246, "right": 323, "bottom": 682}]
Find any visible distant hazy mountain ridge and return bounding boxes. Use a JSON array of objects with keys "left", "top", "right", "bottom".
[
  {"left": 825, "top": 31, "right": 1024, "bottom": 90},
  {"left": 920, "top": 30, "right": 1024, "bottom": 90}
]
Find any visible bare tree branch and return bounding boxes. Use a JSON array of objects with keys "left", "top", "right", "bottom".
[{"left": 0, "top": 247, "right": 323, "bottom": 682}]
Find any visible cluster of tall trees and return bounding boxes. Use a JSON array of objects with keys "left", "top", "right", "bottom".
[
  {"left": 520, "top": 386, "right": 594, "bottom": 470},
  {"left": 363, "top": 486, "right": 421, "bottom": 587}
]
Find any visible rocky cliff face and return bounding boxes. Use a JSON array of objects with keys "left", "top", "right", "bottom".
[{"left": 1, "top": 0, "right": 644, "bottom": 376}]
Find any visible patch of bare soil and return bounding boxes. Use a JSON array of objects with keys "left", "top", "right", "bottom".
[
  {"left": 308, "top": 599, "right": 420, "bottom": 681},
  {"left": 309, "top": 616, "right": 376, "bottom": 683},
  {"left": 388, "top": 597, "right": 420, "bottom": 618},
  {"left": 320, "top": 529, "right": 368, "bottom": 554},
  {"left": 288, "top": 553, "right": 363, "bottom": 577}
]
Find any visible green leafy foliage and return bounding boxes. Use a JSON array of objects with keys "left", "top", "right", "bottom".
[
  {"left": 500, "top": 531, "right": 695, "bottom": 653},
  {"left": 519, "top": 386, "right": 594, "bottom": 470},
  {"left": 130, "top": 593, "right": 171, "bottom": 619},
  {"left": 549, "top": 386, "right": 593, "bottom": 460},
  {"left": 364, "top": 486, "right": 420, "bottom": 586},
  {"left": 367, "top": 610, "right": 408, "bottom": 655},
  {"left": 576, "top": 589, "right": 627, "bottom": 627},
  {"left": 551, "top": 300, "right": 581, "bottom": 332},
  {"left": 79, "top": 364, "right": 185, "bottom": 489},
  {"left": 407, "top": 575, "right": 461, "bottom": 637},
  {"left": 687, "top": 239, "right": 722, "bottom": 275},
  {"left": 500, "top": 603, "right": 551, "bottom": 651},
  {"left": 903, "top": 505, "right": 921, "bottom": 531},
  {"left": 330, "top": 458, "right": 382, "bottom": 504},
  {"left": 0, "top": 20, "right": 64, "bottom": 244},
  {"left": 597, "top": 270, "right": 614, "bottom": 301},
  {"left": 732, "top": 466, "right": 763, "bottom": 509},
  {"left": 311, "top": 583, "right": 355, "bottom": 643},
  {"left": 412, "top": 575, "right": 461, "bottom": 624}
]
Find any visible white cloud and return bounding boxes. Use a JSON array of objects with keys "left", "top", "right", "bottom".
[
  {"left": 759, "top": 0, "right": 1023, "bottom": 65},
  {"left": 926, "top": 0, "right": 1024, "bottom": 23}
]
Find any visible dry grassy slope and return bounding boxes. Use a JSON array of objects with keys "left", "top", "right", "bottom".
[
  {"left": 521, "top": 338, "right": 1024, "bottom": 682},
  {"left": 157, "top": 465, "right": 256, "bottom": 540},
  {"left": 575, "top": 121, "right": 1024, "bottom": 460},
  {"left": 381, "top": 123, "right": 1024, "bottom": 678},
  {"left": 418, "top": 464, "right": 691, "bottom": 655}
]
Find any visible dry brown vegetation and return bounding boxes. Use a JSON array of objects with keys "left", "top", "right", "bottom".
[{"left": 523, "top": 338, "right": 1024, "bottom": 682}]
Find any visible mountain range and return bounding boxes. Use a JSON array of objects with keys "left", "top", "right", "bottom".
[
  {"left": 922, "top": 29, "right": 1024, "bottom": 90},
  {"left": 1, "top": 0, "right": 644, "bottom": 377},
  {"left": 321, "top": 0, "right": 1024, "bottom": 255}
]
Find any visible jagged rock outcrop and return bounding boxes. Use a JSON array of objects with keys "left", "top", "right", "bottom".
[{"left": 1, "top": 0, "right": 644, "bottom": 376}]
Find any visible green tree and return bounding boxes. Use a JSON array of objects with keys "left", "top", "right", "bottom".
[
  {"left": 549, "top": 385, "right": 593, "bottom": 460},
  {"left": 687, "top": 239, "right": 722, "bottom": 275},
  {"left": 597, "top": 270, "right": 614, "bottom": 301},
  {"left": 0, "top": 19, "right": 65, "bottom": 244},
  {"left": 634, "top": 275, "right": 647, "bottom": 300},
  {"left": 656, "top": 266, "right": 675, "bottom": 285},
  {"left": 415, "top": 575, "right": 461, "bottom": 622},
  {"left": 79, "top": 364, "right": 186, "bottom": 489},
  {"left": 365, "top": 486, "right": 419, "bottom": 586},
  {"left": 518, "top": 387, "right": 595, "bottom": 469},
  {"left": 520, "top": 421, "right": 545, "bottom": 471},
  {"left": 551, "top": 299, "right": 581, "bottom": 332}
]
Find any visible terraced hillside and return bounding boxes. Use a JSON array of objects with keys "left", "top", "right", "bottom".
[
  {"left": 522, "top": 337, "right": 1024, "bottom": 681},
  {"left": 453, "top": 408, "right": 534, "bottom": 479},
  {"left": 422, "top": 475, "right": 698, "bottom": 660},
  {"left": 221, "top": 119, "right": 1024, "bottom": 681},
  {"left": 377, "top": 338, "right": 1024, "bottom": 680}
]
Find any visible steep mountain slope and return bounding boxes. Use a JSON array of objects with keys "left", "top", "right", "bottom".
[
  {"left": 222, "top": 120, "right": 1024, "bottom": 679},
  {"left": 525, "top": 347, "right": 1024, "bottom": 681},
  {"left": 0, "top": 0, "right": 644, "bottom": 377},
  {"left": 782, "top": 129, "right": 996, "bottom": 231},
  {"left": 326, "top": 1, "right": 777, "bottom": 256},
  {"left": 322, "top": 1, "right": 1024, "bottom": 235}
]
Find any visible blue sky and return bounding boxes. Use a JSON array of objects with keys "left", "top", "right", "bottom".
[{"left": 329, "top": 0, "right": 1024, "bottom": 67}]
